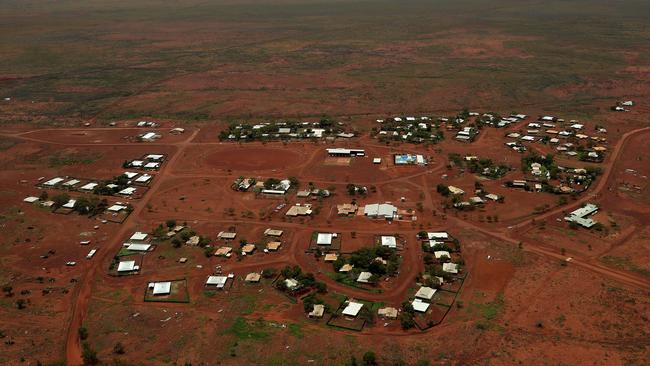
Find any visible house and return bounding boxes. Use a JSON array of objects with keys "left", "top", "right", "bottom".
[
  {"left": 107, "top": 204, "right": 127, "bottom": 212},
  {"left": 448, "top": 186, "right": 464, "bottom": 195},
  {"left": 206, "top": 275, "right": 228, "bottom": 289},
  {"left": 309, "top": 304, "right": 325, "bottom": 318},
  {"left": 485, "top": 193, "right": 499, "bottom": 201},
  {"left": 286, "top": 204, "right": 312, "bottom": 216},
  {"left": 170, "top": 127, "right": 185, "bottom": 134},
  {"left": 43, "top": 177, "right": 64, "bottom": 186},
  {"left": 337, "top": 203, "right": 358, "bottom": 216},
  {"left": 215, "top": 247, "right": 232, "bottom": 256},
  {"left": 63, "top": 179, "right": 80, "bottom": 187},
  {"left": 117, "top": 260, "right": 138, "bottom": 273},
  {"left": 377, "top": 307, "right": 398, "bottom": 319},
  {"left": 316, "top": 233, "right": 334, "bottom": 245},
  {"left": 135, "top": 174, "right": 152, "bottom": 184},
  {"left": 123, "top": 171, "right": 138, "bottom": 179},
  {"left": 564, "top": 203, "right": 599, "bottom": 228},
  {"left": 284, "top": 278, "right": 300, "bottom": 290},
  {"left": 24, "top": 196, "right": 39, "bottom": 203},
  {"left": 62, "top": 199, "right": 76, "bottom": 209},
  {"left": 296, "top": 190, "right": 311, "bottom": 198},
  {"left": 241, "top": 244, "right": 256, "bottom": 254},
  {"left": 381, "top": 235, "right": 397, "bottom": 249},
  {"left": 357, "top": 271, "right": 372, "bottom": 283},
  {"left": 342, "top": 301, "right": 364, "bottom": 317},
  {"left": 130, "top": 232, "right": 148, "bottom": 242},
  {"left": 151, "top": 281, "right": 171, "bottom": 295},
  {"left": 442, "top": 262, "right": 459, "bottom": 274},
  {"left": 324, "top": 253, "right": 338, "bottom": 262},
  {"left": 373, "top": 158, "right": 382, "bottom": 164},
  {"left": 339, "top": 264, "right": 354, "bottom": 272},
  {"left": 266, "top": 241, "right": 281, "bottom": 251},
  {"left": 186, "top": 236, "right": 200, "bottom": 246},
  {"left": 363, "top": 203, "right": 398, "bottom": 220},
  {"left": 326, "top": 148, "right": 365, "bottom": 157},
  {"left": 434, "top": 251, "right": 450, "bottom": 259},
  {"left": 217, "top": 231, "right": 237, "bottom": 240},
  {"left": 245, "top": 272, "right": 261, "bottom": 283},
  {"left": 140, "top": 132, "right": 160, "bottom": 142},
  {"left": 145, "top": 154, "right": 164, "bottom": 161},
  {"left": 412, "top": 298, "right": 430, "bottom": 313},
  {"left": 394, "top": 154, "right": 426, "bottom": 165},
  {"left": 415, "top": 286, "right": 436, "bottom": 301},
  {"left": 426, "top": 232, "right": 448, "bottom": 242},
  {"left": 469, "top": 196, "right": 484, "bottom": 204},
  {"left": 119, "top": 187, "right": 136, "bottom": 196},
  {"left": 264, "top": 228, "right": 283, "bottom": 237},
  {"left": 80, "top": 182, "right": 98, "bottom": 191},
  {"left": 125, "top": 243, "right": 151, "bottom": 252},
  {"left": 144, "top": 162, "right": 160, "bottom": 169}
]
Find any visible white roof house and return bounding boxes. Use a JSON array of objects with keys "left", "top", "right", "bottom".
[
  {"left": 24, "top": 196, "right": 39, "bottom": 203},
  {"left": 144, "top": 162, "right": 160, "bottom": 169},
  {"left": 130, "top": 160, "right": 144, "bottom": 167},
  {"left": 427, "top": 232, "right": 449, "bottom": 240},
  {"left": 412, "top": 298, "right": 430, "bottom": 313},
  {"left": 448, "top": 186, "right": 464, "bottom": 195},
  {"left": 108, "top": 204, "right": 127, "bottom": 212},
  {"left": 316, "top": 233, "right": 333, "bottom": 245},
  {"left": 206, "top": 275, "right": 228, "bottom": 288},
  {"left": 119, "top": 187, "right": 136, "bottom": 195},
  {"left": 381, "top": 236, "right": 397, "bottom": 248},
  {"left": 130, "top": 232, "right": 148, "bottom": 241},
  {"left": 43, "top": 177, "right": 64, "bottom": 186},
  {"left": 342, "top": 301, "right": 364, "bottom": 317},
  {"left": 152, "top": 281, "right": 171, "bottom": 295},
  {"left": 357, "top": 271, "right": 372, "bottom": 283},
  {"left": 284, "top": 278, "right": 300, "bottom": 290},
  {"left": 117, "top": 260, "right": 137, "bottom": 272},
  {"left": 415, "top": 286, "right": 436, "bottom": 300},
  {"left": 62, "top": 199, "right": 76, "bottom": 209},
  {"left": 434, "top": 251, "right": 451, "bottom": 259},
  {"left": 63, "top": 179, "right": 81, "bottom": 187},
  {"left": 146, "top": 154, "right": 164, "bottom": 161},
  {"left": 363, "top": 203, "right": 398, "bottom": 219},
  {"left": 125, "top": 243, "right": 151, "bottom": 252},
  {"left": 442, "top": 262, "right": 459, "bottom": 274},
  {"left": 80, "top": 182, "right": 98, "bottom": 191},
  {"left": 123, "top": 171, "right": 138, "bottom": 178},
  {"left": 135, "top": 174, "right": 152, "bottom": 183}
]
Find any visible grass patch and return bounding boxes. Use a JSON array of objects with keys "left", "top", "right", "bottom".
[
  {"left": 601, "top": 256, "right": 650, "bottom": 277},
  {"left": 48, "top": 152, "right": 101, "bottom": 167},
  {"left": 225, "top": 317, "right": 269, "bottom": 340},
  {"left": 287, "top": 323, "right": 303, "bottom": 338}
]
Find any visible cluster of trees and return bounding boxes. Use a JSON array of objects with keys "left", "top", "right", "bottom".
[
  {"left": 522, "top": 153, "right": 558, "bottom": 179},
  {"left": 218, "top": 118, "right": 344, "bottom": 141},
  {"left": 93, "top": 174, "right": 131, "bottom": 196},
  {"left": 346, "top": 184, "right": 367, "bottom": 196},
  {"left": 333, "top": 246, "right": 399, "bottom": 283},
  {"left": 51, "top": 193, "right": 112, "bottom": 216},
  {"left": 275, "top": 265, "right": 327, "bottom": 293}
]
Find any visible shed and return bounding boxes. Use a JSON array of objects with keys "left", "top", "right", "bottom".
[
  {"left": 245, "top": 272, "right": 261, "bottom": 283},
  {"left": 357, "top": 272, "right": 372, "bottom": 283},
  {"left": 380, "top": 236, "right": 397, "bottom": 248},
  {"left": 412, "top": 298, "right": 430, "bottom": 313},
  {"left": 316, "top": 233, "right": 333, "bottom": 245},
  {"left": 206, "top": 275, "right": 228, "bottom": 288},
  {"left": 414, "top": 286, "right": 436, "bottom": 300}
]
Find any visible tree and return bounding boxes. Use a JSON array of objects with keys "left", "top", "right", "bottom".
[
  {"left": 166, "top": 219, "right": 177, "bottom": 229},
  {"left": 52, "top": 193, "right": 70, "bottom": 208},
  {"left": 82, "top": 342, "right": 100, "bottom": 365},
  {"left": 113, "top": 341, "right": 125, "bottom": 354},
  {"left": 362, "top": 351, "right": 377, "bottom": 366},
  {"left": 400, "top": 312, "right": 415, "bottom": 329},
  {"left": 16, "top": 299, "right": 27, "bottom": 309},
  {"left": 39, "top": 191, "right": 48, "bottom": 201},
  {"left": 78, "top": 326, "right": 89, "bottom": 340}
]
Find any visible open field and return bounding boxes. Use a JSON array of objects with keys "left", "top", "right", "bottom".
[
  {"left": 1, "top": 0, "right": 650, "bottom": 365},
  {"left": 2, "top": 0, "right": 650, "bottom": 125}
]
